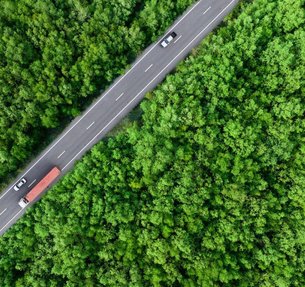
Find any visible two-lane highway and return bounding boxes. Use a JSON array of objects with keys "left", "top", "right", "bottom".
[{"left": 0, "top": 0, "right": 240, "bottom": 235}]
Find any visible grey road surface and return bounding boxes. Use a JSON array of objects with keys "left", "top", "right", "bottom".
[{"left": 0, "top": 0, "right": 239, "bottom": 235}]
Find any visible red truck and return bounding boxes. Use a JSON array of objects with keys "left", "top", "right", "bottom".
[{"left": 18, "top": 166, "right": 61, "bottom": 208}]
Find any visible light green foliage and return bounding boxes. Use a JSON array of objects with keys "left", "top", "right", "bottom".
[{"left": 1, "top": 0, "right": 305, "bottom": 286}]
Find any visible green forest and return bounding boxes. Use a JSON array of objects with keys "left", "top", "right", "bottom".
[
  {"left": 1, "top": 0, "right": 305, "bottom": 286},
  {"left": 0, "top": 0, "right": 194, "bottom": 187}
]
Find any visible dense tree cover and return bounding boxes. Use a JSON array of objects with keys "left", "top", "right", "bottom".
[
  {"left": 1, "top": 0, "right": 305, "bottom": 286},
  {"left": 0, "top": 0, "right": 194, "bottom": 185}
]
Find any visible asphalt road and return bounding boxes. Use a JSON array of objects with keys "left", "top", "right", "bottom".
[{"left": 0, "top": 0, "right": 239, "bottom": 236}]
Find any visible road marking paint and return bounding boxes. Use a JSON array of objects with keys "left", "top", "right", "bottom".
[
  {"left": 28, "top": 179, "right": 37, "bottom": 188},
  {"left": 0, "top": 209, "right": 23, "bottom": 233},
  {"left": 203, "top": 6, "right": 211, "bottom": 15},
  {"left": 86, "top": 121, "right": 95, "bottom": 130},
  {"left": 0, "top": 208, "right": 7, "bottom": 216},
  {"left": 174, "top": 35, "right": 182, "bottom": 43},
  {"left": 57, "top": 151, "right": 66, "bottom": 159},
  {"left": 115, "top": 92, "right": 125, "bottom": 101},
  {"left": 145, "top": 64, "right": 153, "bottom": 73},
  {"left": 62, "top": 0, "right": 236, "bottom": 171},
  {"left": 62, "top": 1, "right": 235, "bottom": 171},
  {"left": 0, "top": 0, "right": 203, "bottom": 201}
]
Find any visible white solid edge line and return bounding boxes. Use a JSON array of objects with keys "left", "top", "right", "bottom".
[
  {"left": 0, "top": 0, "right": 203, "bottom": 200},
  {"left": 28, "top": 179, "right": 37, "bottom": 188},
  {"left": 0, "top": 209, "right": 23, "bottom": 233},
  {"left": 0, "top": 208, "right": 7, "bottom": 216},
  {"left": 174, "top": 35, "right": 182, "bottom": 43},
  {"left": 145, "top": 64, "right": 153, "bottom": 72},
  {"left": 203, "top": 6, "right": 211, "bottom": 14},
  {"left": 115, "top": 92, "right": 125, "bottom": 101},
  {"left": 62, "top": 0, "right": 236, "bottom": 171},
  {"left": 57, "top": 151, "right": 66, "bottom": 159},
  {"left": 86, "top": 121, "right": 95, "bottom": 130}
]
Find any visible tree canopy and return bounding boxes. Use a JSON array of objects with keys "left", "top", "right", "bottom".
[
  {"left": 0, "top": 0, "right": 194, "bottom": 186},
  {"left": 1, "top": 0, "right": 305, "bottom": 286}
]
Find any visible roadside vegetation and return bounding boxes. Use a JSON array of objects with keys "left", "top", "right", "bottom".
[
  {"left": 0, "top": 0, "right": 194, "bottom": 187},
  {"left": 1, "top": 0, "right": 305, "bottom": 286}
]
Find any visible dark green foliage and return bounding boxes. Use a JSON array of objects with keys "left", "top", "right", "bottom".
[
  {"left": 1, "top": 0, "right": 305, "bottom": 286},
  {"left": 0, "top": 0, "right": 194, "bottom": 184}
]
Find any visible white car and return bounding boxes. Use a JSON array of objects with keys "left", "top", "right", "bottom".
[
  {"left": 13, "top": 178, "right": 27, "bottom": 191},
  {"left": 160, "top": 32, "right": 177, "bottom": 48}
]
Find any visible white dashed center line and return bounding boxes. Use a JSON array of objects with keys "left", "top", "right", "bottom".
[
  {"left": 203, "top": 6, "right": 211, "bottom": 15},
  {"left": 174, "top": 35, "right": 182, "bottom": 43},
  {"left": 86, "top": 121, "right": 95, "bottom": 130},
  {"left": 0, "top": 0, "right": 204, "bottom": 201},
  {"left": 115, "top": 92, "right": 125, "bottom": 101},
  {"left": 145, "top": 64, "right": 153, "bottom": 73},
  {"left": 0, "top": 209, "right": 7, "bottom": 216},
  {"left": 57, "top": 151, "right": 66, "bottom": 159},
  {"left": 62, "top": 0, "right": 237, "bottom": 172},
  {"left": 28, "top": 179, "right": 37, "bottom": 188}
]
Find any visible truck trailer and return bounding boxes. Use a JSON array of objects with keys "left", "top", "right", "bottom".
[{"left": 18, "top": 166, "right": 61, "bottom": 208}]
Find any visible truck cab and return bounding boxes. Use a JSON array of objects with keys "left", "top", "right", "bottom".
[{"left": 18, "top": 197, "right": 29, "bottom": 208}]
